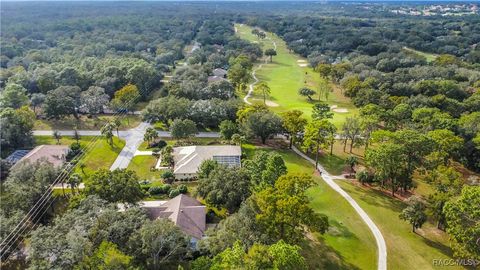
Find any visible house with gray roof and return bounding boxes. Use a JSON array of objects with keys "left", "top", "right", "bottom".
[
  {"left": 207, "top": 75, "right": 227, "bottom": 84},
  {"left": 170, "top": 145, "right": 241, "bottom": 180},
  {"left": 212, "top": 68, "right": 227, "bottom": 78}
]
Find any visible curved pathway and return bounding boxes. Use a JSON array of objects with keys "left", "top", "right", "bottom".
[
  {"left": 237, "top": 25, "right": 387, "bottom": 270},
  {"left": 243, "top": 37, "right": 277, "bottom": 105},
  {"left": 292, "top": 146, "right": 387, "bottom": 270}
]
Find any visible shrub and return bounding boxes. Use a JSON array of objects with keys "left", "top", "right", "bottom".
[
  {"left": 356, "top": 170, "right": 373, "bottom": 184},
  {"left": 161, "top": 184, "right": 172, "bottom": 194},
  {"left": 149, "top": 140, "right": 167, "bottom": 149},
  {"left": 177, "top": 184, "right": 188, "bottom": 194},
  {"left": 149, "top": 186, "right": 163, "bottom": 195},
  {"left": 66, "top": 142, "right": 83, "bottom": 161},
  {"left": 169, "top": 188, "right": 180, "bottom": 198},
  {"left": 161, "top": 170, "right": 175, "bottom": 184}
]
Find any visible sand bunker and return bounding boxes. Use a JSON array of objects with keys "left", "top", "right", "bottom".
[
  {"left": 297, "top": 59, "right": 307, "bottom": 63},
  {"left": 265, "top": 100, "right": 280, "bottom": 107},
  {"left": 333, "top": 108, "right": 349, "bottom": 113},
  {"left": 252, "top": 99, "right": 279, "bottom": 107},
  {"left": 298, "top": 63, "right": 308, "bottom": 67},
  {"left": 330, "top": 104, "right": 348, "bottom": 113}
]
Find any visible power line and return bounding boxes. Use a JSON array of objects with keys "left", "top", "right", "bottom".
[{"left": 0, "top": 84, "right": 155, "bottom": 261}]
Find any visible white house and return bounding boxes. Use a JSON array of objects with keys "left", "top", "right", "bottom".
[{"left": 170, "top": 145, "right": 241, "bottom": 179}]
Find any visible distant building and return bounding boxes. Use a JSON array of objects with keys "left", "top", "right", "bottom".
[
  {"left": 212, "top": 68, "right": 227, "bottom": 78},
  {"left": 140, "top": 195, "right": 206, "bottom": 241},
  {"left": 207, "top": 75, "right": 227, "bottom": 84},
  {"left": 171, "top": 145, "right": 241, "bottom": 180},
  {"left": 13, "top": 145, "right": 69, "bottom": 168}
]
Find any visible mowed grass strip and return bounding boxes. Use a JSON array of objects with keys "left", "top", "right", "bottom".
[
  {"left": 402, "top": 47, "right": 438, "bottom": 63},
  {"left": 34, "top": 114, "right": 141, "bottom": 131},
  {"left": 242, "top": 144, "right": 376, "bottom": 270},
  {"left": 34, "top": 135, "right": 125, "bottom": 175},
  {"left": 335, "top": 180, "right": 463, "bottom": 270},
  {"left": 235, "top": 24, "right": 358, "bottom": 127},
  {"left": 127, "top": 155, "right": 162, "bottom": 181}
]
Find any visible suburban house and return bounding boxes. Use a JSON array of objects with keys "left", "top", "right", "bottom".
[
  {"left": 212, "top": 68, "right": 227, "bottom": 78},
  {"left": 12, "top": 145, "right": 69, "bottom": 168},
  {"left": 207, "top": 75, "right": 227, "bottom": 84},
  {"left": 170, "top": 145, "right": 241, "bottom": 180},
  {"left": 207, "top": 68, "right": 228, "bottom": 84},
  {"left": 137, "top": 194, "right": 207, "bottom": 242}
]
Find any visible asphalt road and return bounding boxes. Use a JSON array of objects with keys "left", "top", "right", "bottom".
[{"left": 33, "top": 127, "right": 220, "bottom": 170}]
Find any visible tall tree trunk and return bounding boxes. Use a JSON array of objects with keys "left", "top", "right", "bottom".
[
  {"left": 73, "top": 110, "right": 79, "bottom": 120},
  {"left": 350, "top": 139, "right": 354, "bottom": 153},
  {"left": 343, "top": 139, "right": 347, "bottom": 152},
  {"left": 330, "top": 139, "right": 334, "bottom": 155},
  {"left": 289, "top": 135, "right": 293, "bottom": 149},
  {"left": 315, "top": 142, "right": 320, "bottom": 170},
  {"left": 364, "top": 134, "right": 370, "bottom": 151},
  {"left": 412, "top": 224, "right": 415, "bottom": 233}
]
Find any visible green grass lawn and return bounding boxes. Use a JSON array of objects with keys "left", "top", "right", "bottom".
[
  {"left": 235, "top": 24, "right": 358, "bottom": 127},
  {"left": 243, "top": 144, "right": 377, "bottom": 270},
  {"left": 402, "top": 47, "right": 438, "bottom": 63},
  {"left": 138, "top": 137, "right": 225, "bottom": 151},
  {"left": 34, "top": 114, "right": 141, "bottom": 130},
  {"left": 245, "top": 143, "right": 463, "bottom": 269},
  {"left": 34, "top": 135, "right": 125, "bottom": 176},
  {"left": 304, "top": 140, "right": 365, "bottom": 175},
  {"left": 127, "top": 155, "right": 162, "bottom": 181},
  {"left": 336, "top": 180, "right": 463, "bottom": 270}
]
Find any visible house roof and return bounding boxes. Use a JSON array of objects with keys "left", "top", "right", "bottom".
[
  {"left": 212, "top": 68, "right": 227, "bottom": 77},
  {"left": 15, "top": 145, "right": 69, "bottom": 168},
  {"left": 143, "top": 195, "right": 206, "bottom": 239},
  {"left": 173, "top": 145, "right": 241, "bottom": 175},
  {"left": 5, "top": 150, "right": 31, "bottom": 164},
  {"left": 207, "top": 75, "right": 227, "bottom": 83}
]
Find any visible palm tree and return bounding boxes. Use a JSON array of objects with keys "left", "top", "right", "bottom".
[
  {"left": 144, "top": 127, "right": 159, "bottom": 146},
  {"left": 101, "top": 122, "right": 115, "bottom": 146},
  {"left": 254, "top": 81, "right": 271, "bottom": 105},
  {"left": 79, "top": 162, "right": 86, "bottom": 175},
  {"left": 73, "top": 127, "right": 80, "bottom": 144},
  {"left": 345, "top": 155, "right": 359, "bottom": 177},
  {"left": 114, "top": 118, "right": 122, "bottom": 137},
  {"left": 53, "top": 130, "right": 62, "bottom": 145},
  {"left": 68, "top": 173, "right": 82, "bottom": 194}
]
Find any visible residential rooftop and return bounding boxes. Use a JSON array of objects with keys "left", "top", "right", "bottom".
[
  {"left": 142, "top": 195, "right": 206, "bottom": 240},
  {"left": 172, "top": 145, "right": 241, "bottom": 176},
  {"left": 14, "top": 145, "right": 69, "bottom": 168}
]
